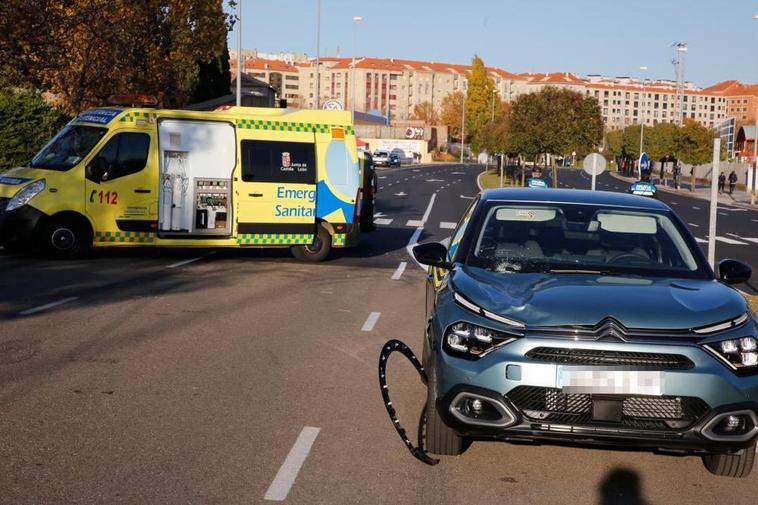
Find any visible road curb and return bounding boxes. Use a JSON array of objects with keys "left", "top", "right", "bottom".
[{"left": 608, "top": 172, "right": 757, "bottom": 210}]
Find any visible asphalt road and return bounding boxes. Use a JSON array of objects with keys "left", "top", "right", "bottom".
[{"left": 1, "top": 164, "right": 757, "bottom": 504}]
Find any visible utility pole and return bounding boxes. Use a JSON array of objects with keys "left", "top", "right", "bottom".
[
  {"left": 235, "top": 1, "right": 242, "bottom": 106},
  {"left": 315, "top": 0, "right": 321, "bottom": 109},
  {"left": 351, "top": 16, "right": 363, "bottom": 116},
  {"left": 672, "top": 42, "right": 687, "bottom": 126},
  {"left": 460, "top": 86, "right": 466, "bottom": 164}
]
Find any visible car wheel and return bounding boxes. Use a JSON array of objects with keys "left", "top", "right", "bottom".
[
  {"left": 291, "top": 224, "right": 331, "bottom": 262},
  {"left": 425, "top": 367, "right": 466, "bottom": 456},
  {"left": 702, "top": 443, "right": 755, "bottom": 478},
  {"left": 40, "top": 216, "right": 90, "bottom": 259}
]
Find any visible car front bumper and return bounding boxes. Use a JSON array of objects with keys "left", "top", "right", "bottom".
[
  {"left": 431, "top": 336, "right": 758, "bottom": 453},
  {"left": 0, "top": 204, "right": 45, "bottom": 246}
]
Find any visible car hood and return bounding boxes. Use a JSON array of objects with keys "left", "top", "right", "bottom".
[
  {"left": 450, "top": 265, "right": 746, "bottom": 330},
  {"left": 0, "top": 167, "right": 45, "bottom": 198}
]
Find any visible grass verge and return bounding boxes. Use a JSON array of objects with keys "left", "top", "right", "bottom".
[{"left": 479, "top": 169, "right": 514, "bottom": 190}]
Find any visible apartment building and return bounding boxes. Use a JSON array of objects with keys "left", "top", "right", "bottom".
[{"left": 228, "top": 51, "right": 751, "bottom": 132}]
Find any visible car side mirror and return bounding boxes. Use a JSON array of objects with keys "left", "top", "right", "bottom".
[
  {"left": 719, "top": 259, "right": 752, "bottom": 285},
  {"left": 88, "top": 157, "right": 108, "bottom": 182},
  {"left": 413, "top": 242, "right": 452, "bottom": 270}
]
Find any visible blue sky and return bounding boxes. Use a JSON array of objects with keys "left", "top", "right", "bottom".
[{"left": 228, "top": 0, "right": 758, "bottom": 85}]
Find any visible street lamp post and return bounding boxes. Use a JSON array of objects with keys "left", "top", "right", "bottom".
[
  {"left": 351, "top": 16, "right": 363, "bottom": 116},
  {"left": 315, "top": 0, "right": 321, "bottom": 109},
  {"left": 752, "top": 15, "right": 758, "bottom": 206},
  {"left": 235, "top": 1, "right": 242, "bottom": 106},
  {"left": 638, "top": 66, "right": 648, "bottom": 179},
  {"left": 460, "top": 87, "right": 466, "bottom": 164}
]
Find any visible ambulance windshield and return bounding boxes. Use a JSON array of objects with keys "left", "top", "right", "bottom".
[{"left": 29, "top": 124, "right": 107, "bottom": 171}]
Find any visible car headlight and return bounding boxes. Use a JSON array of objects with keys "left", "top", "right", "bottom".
[
  {"left": 6, "top": 179, "right": 45, "bottom": 212},
  {"left": 705, "top": 336, "right": 758, "bottom": 372},
  {"left": 444, "top": 322, "right": 516, "bottom": 359}
]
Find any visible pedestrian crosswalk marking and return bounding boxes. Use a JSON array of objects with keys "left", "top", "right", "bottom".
[
  {"left": 375, "top": 218, "right": 393, "bottom": 226},
  {"left": 406, "top": 219, "right": 424, "bottom": 227}
]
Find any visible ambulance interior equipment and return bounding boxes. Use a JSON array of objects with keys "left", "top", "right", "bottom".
[{"left": 157, "top": 119, "right": 236, "bottom": 235}]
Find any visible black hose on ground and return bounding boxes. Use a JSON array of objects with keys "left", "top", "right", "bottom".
[{"left": 378, "top": 339, "right": 439, "bottom": 466}]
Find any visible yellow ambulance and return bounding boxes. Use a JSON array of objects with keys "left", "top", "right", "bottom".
[{"left": 0, "top": 102, "right": 368, "bottom": 260}]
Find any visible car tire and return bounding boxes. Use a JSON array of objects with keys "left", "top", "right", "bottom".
[
  {"left": 702, "top": 443, "right": 756, "bottom": 478},
  {"left": 39, "top": 216, "right": 91, "bottom": 259},
  {"left": 291, "top": 224, "right": 331, "bottom": 262},
  {"left": 425, "top": 367, "right": 466, "bottom": 456}
]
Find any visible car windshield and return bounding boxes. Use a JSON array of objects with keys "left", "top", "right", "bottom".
[
  {"left": 29, "top": 124, "right": 107, "bottom": 171},
  {"left": 466, "top": 202, "right": 707, "bottom": 279},
  {"left": 374, "top": 151, "right": 388, "bottom": 157}
]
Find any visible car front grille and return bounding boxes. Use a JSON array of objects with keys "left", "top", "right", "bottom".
[
  {"left": 0, "top": 197, "right": 8, "bottom": 213},
  {"left": 525, "top": 347, "right": 694, "bottom": 370},
  {"left": 507, "top": 386, "right": 710, "bottom": 431}
]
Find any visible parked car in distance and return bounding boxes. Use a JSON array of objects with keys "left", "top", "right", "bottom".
[
  {"left": 414, "top": 188, "right": 757, "bottom": 478},
  {"left": 373, "top": 150, "right": 401, "bottom": 167}
]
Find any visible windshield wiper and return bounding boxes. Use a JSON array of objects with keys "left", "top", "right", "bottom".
[{"left": 547, "top": 268, "right": 618, "bottom": 275}]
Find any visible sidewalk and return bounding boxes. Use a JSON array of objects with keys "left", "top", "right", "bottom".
[{"left": 610, "top": 172, "right": 757, "bottom": 209}]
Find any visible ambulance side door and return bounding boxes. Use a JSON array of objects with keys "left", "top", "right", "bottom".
[
  {"left": 84, "top": 130, "right": 158, "bottom": 235},
  {"left": 236, "top": 132, "right": 317, "bottom": 243}
]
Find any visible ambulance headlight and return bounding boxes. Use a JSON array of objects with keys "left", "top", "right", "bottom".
[{"left": 7, "top": 179, "right": 45, "bottom": 212}]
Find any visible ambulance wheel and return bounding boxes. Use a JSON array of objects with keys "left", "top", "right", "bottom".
[
  {"left": 40, "top": 215, "right": 91, "bottom": 259},
  {"left": 291, "top": 225, "right": 331, "bottom": 262}
]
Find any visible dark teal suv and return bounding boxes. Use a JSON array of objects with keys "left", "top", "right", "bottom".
[{"left": 414, "top": 188, "right": 757, "bottom": 477}]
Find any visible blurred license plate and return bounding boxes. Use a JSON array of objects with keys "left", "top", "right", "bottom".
[{"left": 556, "top": 367, "right": 664, "bottom": 395}]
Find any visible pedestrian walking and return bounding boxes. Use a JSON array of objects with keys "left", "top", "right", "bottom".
[
  {"left": 718, "top": 173, "right": 726, "bottom": 193},
  {"left": 728, "top": 170, "right": 738, "bottom": 195}
]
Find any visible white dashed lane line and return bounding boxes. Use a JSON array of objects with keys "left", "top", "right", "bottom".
[
  {"left": 406, "top": 219, "right": 424, "bottom": 227},
  {"left": 391, "top": 261, "right": 407, "bottom": 280},
  {"left": 693, "top": 206, "right": 701, "bottom": 210},
  {"left": 19, "top": 297, "right": 79, "bottom": 316},
  {"left": 688, "top": 223, "right": 700, "bottom": 228},
  {"left": 263, "top": 427, "right": 320, "bottom": 502},
  {"left": 361, "top": 312, "right": 381, "bottom": 332},
  {"left": 439, "top": 222, "right": 457, "bottom": 229},
  {"left": 375, "top": 218, "right": 393, "bottom": 226}
]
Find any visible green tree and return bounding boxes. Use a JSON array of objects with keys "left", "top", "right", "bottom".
[
  {"left": 0, "top": 81, "right": 69, "bottom": 171},
  {"left": 678, "top": 119, "right": 718, "bottom": 165},
  {"left": 507, "top": 87, "right": 603, "bottom": 163},
  {"left": 440, "top": 91, "right": 465, "bottom": 140},
  {"left": 0, "top": 0, "right": 234, "bottom": 112}
]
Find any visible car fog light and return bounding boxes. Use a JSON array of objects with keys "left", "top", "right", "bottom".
[
  {"left": 725, "top": 415, "right": 742, "bottom": 431},
  {"left": 470, "top": 399, "right": 483, "bottom": 413},
  {"left": 721, "top": 340, "right": 739, "bottom": 354}
]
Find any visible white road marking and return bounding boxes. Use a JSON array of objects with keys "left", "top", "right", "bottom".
[
  {"left": 439, "top": 221, "right": 457, "bottom": 229},
  {"left": 426, "top": 179, "right": 444, "bottom": 182},
  {"left": 361, "top": 312, "right": 381, "bottom": 331},
  {"left": 406, "top": 193, "right": 438, "bottom": 269},
  {"left": 718, "top": 212, "right": 728, "bottom": 217},
  {"left": 20, "top": 296, "right": 79, "bottom": 316},
  {"left": 727, "top": 233, "right": 758, "bottom": 244},
  {"left": 451, "top": 171, "right": 465, "bottom": 175},
  {"left": 688, "top": 223, "right": 700, "bottom": 228},
  {"left": 670, "top": 201, "right": 678, "bottom": 205},
  {"left": 394, "top": 192, "right": 407, "bottom": 197},
  {"left": 406, "top": 219, "right": 424, "bottom": 227},
  {"left": 264, "top": 427, "right": 320, "bottom": 501},
  {"left": 391, "top": 261, "right": 407, "bottom": 280},
  {"left": 753, "top": 219, "right": 758, "bottom": 223},
  {"left": 378, "top": 176, "right": 387, "bottom": 179},
  {"left": 693, "top": 206, "right": 701, "bottom": 210},
  {"left": 695, "top": 237, "right": 708, "bottom": 243},
  {"left": 166, "top": 252, "right": 213, "bottom": 269},
  {"left": 374, "top": 212, "right": 386, "bottom": 217},
  {"left": 715, "top": 236, "right": 748, "bottom": 245},
  {"left": 375, "top": 218, "right": 393, "bottom": 226},
  {"left": 379, "top": 186, "right": 384, "bottom": 190},
  {"left": 460, "top": 195, "right": 474, "bottom": 200}
]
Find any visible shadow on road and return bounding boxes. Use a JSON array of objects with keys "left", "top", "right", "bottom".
[{"left": 598, "top": 468, "right": 651, "bottom": 505}]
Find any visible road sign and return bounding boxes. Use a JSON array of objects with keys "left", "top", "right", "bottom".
[
  {"left": 323, "top": 99, "right": 343, "bottom": 110},
  {"left": 639, "top": 152, "right": 650, "bottom": 173},
  {"left": 582, "top": 153, "right": 606, "bottom": 191}
]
